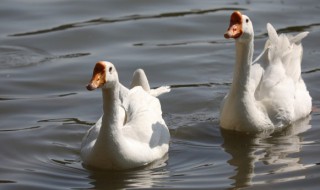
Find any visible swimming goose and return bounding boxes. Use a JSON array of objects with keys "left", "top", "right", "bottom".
[
  {"left": 81, "top": 61, "right": 170, "bottom": 170},
  {"left": 220, "top": 11, "right": 312, "bottom": 132}
]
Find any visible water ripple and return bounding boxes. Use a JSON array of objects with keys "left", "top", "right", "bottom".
[
  {"left": 10, "top": 7, "right": 246, "bottom": 37},
  {"left": 302, "top": 68, "right": 320, "bottom": 74},
  {"left": 254, "top": 22, "right": 320, "bottom": 40},
  {"left": 0, "top": 180, "right": 16, "bottom": 184},
  {"left": 0, "top": 45, "right": 50, "bottom": 68},
  {"left": 38, "top": 118, "right": 94, "bottom": 126},
  {"left": 0, "top": 45, "right": 90, "bottom": 69},
  {"left": 168, "top": 82, "right": 231, "bottom": 89},
  {"left": 134, "top": 39, "right": 232, "bottom": 47},
  {"left": 0, "top": 126, "right": 41, "bottom": 133},
  {"left": 0, "top": 92, "right": 78, "bottom": 102},
  {"left": 277, "top": 23, "right": 320, "bottom": 33}
]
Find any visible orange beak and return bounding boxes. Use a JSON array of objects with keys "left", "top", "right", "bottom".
[
  {"left": 224, "top": 11, "right": 243, "bottom": 39},
  {"left": 86, "top": 61, "right": 106, "bottom": 91}
]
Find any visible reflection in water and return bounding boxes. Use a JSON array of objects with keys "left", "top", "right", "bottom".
[
  {"left": 87, "top": 155, "right": 169, "bottom": 189},
  {"left": 221, "top": 116, "right": 312, "bottom": 189}
]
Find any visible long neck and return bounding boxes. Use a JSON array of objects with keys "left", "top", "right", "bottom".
[
  {"left": 230, "top": 39, "right": 254, "bottom": 98},
  {"left": 102, "top": 83, "right": 120, "bottom": 130},
  {"left": 96, "top": 83, "right": 121, "bottom": 146}
]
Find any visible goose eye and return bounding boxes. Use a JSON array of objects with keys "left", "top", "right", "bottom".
[
  {"left": 109, "top": 67, "right": 113, "bottom": 73},
  {"left": 246, "top": 18, "right": 249, "bottom": 23}
]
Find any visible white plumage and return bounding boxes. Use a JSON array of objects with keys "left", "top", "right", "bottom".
[
  {"left": 220, "top": 11, "right": 312, "bottom": 132},
  {"left": 81, "top": 61, "right": 170, "bottom": 170}
]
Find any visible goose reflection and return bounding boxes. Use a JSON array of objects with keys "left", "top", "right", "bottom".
[
  {"left": 86, "top": 154, "right": 169, "bottom": 189},
  {"left": 221, "top": 116, "right": 311, "bottom": 189}
]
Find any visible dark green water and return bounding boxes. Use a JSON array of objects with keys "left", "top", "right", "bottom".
[{"left": 0, "top": 0, "right": 320, "bottom": 189}]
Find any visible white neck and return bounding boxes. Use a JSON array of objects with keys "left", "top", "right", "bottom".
[
  {"left": 96, "top": 82, "right": 121, "bottom": 146},
  {"left": 230, "top": 39, "right": 254, "bottom": 99}
]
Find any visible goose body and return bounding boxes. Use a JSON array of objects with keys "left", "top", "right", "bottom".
[
  {"left": 220, "top": 11, "right": 312, "bottom": 132},
  {"left": 81, "top": 61, "right": 170, "bottom": 170}
]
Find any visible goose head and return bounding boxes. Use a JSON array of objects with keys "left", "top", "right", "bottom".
[
  {"left": 86, "top": 61, "right": 118, "bottom": 91},
  {"left": 224, "top": 11, "right": 254, "bottom": 43}
]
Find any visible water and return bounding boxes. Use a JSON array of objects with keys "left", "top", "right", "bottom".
[{"left": 1, "top": 0, "right": 320, "bottom": 189}]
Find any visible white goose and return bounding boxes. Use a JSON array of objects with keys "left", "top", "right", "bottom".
[
  {"left": 220, "top": 11, "right": 312, "bottom": 132},
  {"left": 81, "top": 61, "right": 170, "bottom": 170}
]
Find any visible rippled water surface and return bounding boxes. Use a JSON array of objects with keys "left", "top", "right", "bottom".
[{"left": 1, "top": 0, "right": 320, "bottom": 189}]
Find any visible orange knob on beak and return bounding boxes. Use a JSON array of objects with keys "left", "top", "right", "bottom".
[{"left": 224, "top": 11, "right": 243, "bottom": 39}]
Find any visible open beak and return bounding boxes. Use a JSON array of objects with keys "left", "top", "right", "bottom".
[
  {"left": 86, "top": 61, "right": 106, "bottom": 91},
  {"left": 224, "top": 11, "right": 243, "bottom": 39}
]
